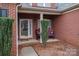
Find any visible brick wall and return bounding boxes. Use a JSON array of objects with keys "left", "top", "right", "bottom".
[
  {"left": 0, "top": 3, "right": 17, "bottom": 56},
  {"left": 8, "top": 4, "right": 17, "bottom": 56},
  {"left": 53, "top": 9, "right": 79, "bottom": 47}
]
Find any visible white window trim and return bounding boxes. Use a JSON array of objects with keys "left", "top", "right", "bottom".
[
  {"left": 21, "top": 3, "right": 32, "bottom": 7},
  {"left": 29, "top": 3, "right": 32, "bottom": 6},
  {"left": 19, "top": 19, "right": 33, "bottom": 39},
  {"left": 37, "top": 3, "right": 51, "bottom": 7}
]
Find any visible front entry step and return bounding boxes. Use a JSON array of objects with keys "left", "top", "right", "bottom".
[{"left": 18, "top": 39, "right": 59, "bottom": 45}]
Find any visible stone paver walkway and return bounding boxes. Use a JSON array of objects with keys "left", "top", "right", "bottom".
[{"left": 19, "top": 46, "right": 38, "bottom": 56}]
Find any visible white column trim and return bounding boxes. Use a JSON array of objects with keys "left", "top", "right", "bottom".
[
  {"left": 16, "top": 4, "right": 22, "bottom": 56},
  {"left": 40, "top": 13, "right": 43, "bottom": 43},
  {"left": 16, "top": 5, "right": 18, "bottom": 56}
]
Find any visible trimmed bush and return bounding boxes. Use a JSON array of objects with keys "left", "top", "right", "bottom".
[
  {"left": 0, "top": 17, "right": 13, "bottom": 56},
  {"left": 41, "top": 20, "right": 49, "bottom": 47}
]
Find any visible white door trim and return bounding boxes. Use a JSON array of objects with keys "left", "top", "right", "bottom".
[{"left": 19, "top": 19, "right": 33, "bottom": 39}]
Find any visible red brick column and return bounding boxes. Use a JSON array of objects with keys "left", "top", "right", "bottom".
[
  {"left": 8, "top": 4, "right": 17, "bottom": 56},
  {"left": 0, "top": 4, "right": 2, "bottom": 7}
]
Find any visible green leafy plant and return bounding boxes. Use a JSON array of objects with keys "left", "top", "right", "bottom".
[
  {"left": 0, "top": 17, "right": 13, "bottom": 56},
  {"left": 41, "top": 19, "right": 49, "bottom": 47}
]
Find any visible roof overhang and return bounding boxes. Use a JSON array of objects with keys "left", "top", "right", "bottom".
[
  {"left": 18, "top": 3, "right": 79, "bottom": 15},
  {"left": 61, "top": 4, "right": 79, "bottom": 14},
  {"left": 60, "top": 4, "right": 79, "bottom": 13},
  {"left": 18, "top": 6, "right": 61, "bottom": 15}
]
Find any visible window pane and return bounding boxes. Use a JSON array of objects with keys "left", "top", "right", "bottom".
[
  {"left": 37, "top": 3, "right": 51, "bottom": 7},
  {"left": 45, "top": 3, "right": 51, "bottom": 7},
  {"left": 48, "top": 20, "right": 51, "bottom": 28},
  {"left": 22, "top": 3, "right": 32, "bottom": 7},
  {"left": 37, "top": 3, "right": 43, "bottom": 7},
  {"left": 26, "top": 3, "right": 32, "bottom": 6},
  {"left": 38, "top": 20, "right": 40, "bottom": 28},
  {"left": 21, "top": 20, "right": 28, "bottom": 36},
  {"left": 0, "top": 9, "right": 7, "bottom": 17},
  {"left": 2, "top": 10, "right": 7, "bottom": 17}
]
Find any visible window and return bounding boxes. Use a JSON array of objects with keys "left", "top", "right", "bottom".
[
  {"left": 37, "top": 3, "right": 51, "bottom": 7},
  {"left": 44, "top": 3, "right": 51, "bottom": 7},
  {"left": 37, "top": 3, "right": 43, "bottom": 7},
  {"left": 0, "top": 9, "right": 8, "bottom": 17},
  {"left": 20, "top": 19, "right": 32, "bottom": 38},
  {"left": 38, "top": 19, "right": 52, "bottom": 28},
  {"left": 48, "top": 20, "right": 52, "bottom": 28},
  {"left": 37, "top": 20, "right": 40, "bottom": 28},
  {"left": 21, "top": 3, "right": 32, "bottom": 7},
  {"left": 21, "top": 20, "right": 28, "bottom": 36}
]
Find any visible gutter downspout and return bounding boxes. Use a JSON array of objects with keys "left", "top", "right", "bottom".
[{"left": 16, "top": 4, "right": 22, "bottom": 56}]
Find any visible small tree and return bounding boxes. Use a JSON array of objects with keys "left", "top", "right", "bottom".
[
  {"left": 0, "top": 17, "right": 13, "bottom": 56},
  {"left": 41, "top": 19, "right": 49, "bottom": 47}
]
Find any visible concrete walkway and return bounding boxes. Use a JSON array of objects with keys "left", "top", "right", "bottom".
[{"left": 19, "top": 46, "right": 38, "bottom": 56}]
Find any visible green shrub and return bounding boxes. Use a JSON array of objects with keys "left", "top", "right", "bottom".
[
  {"left": 0, "top": 17, "right": 13, "bottom": 56},
  {"left": 41, "top": 20, "right": 49, "bottom": 47}
]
